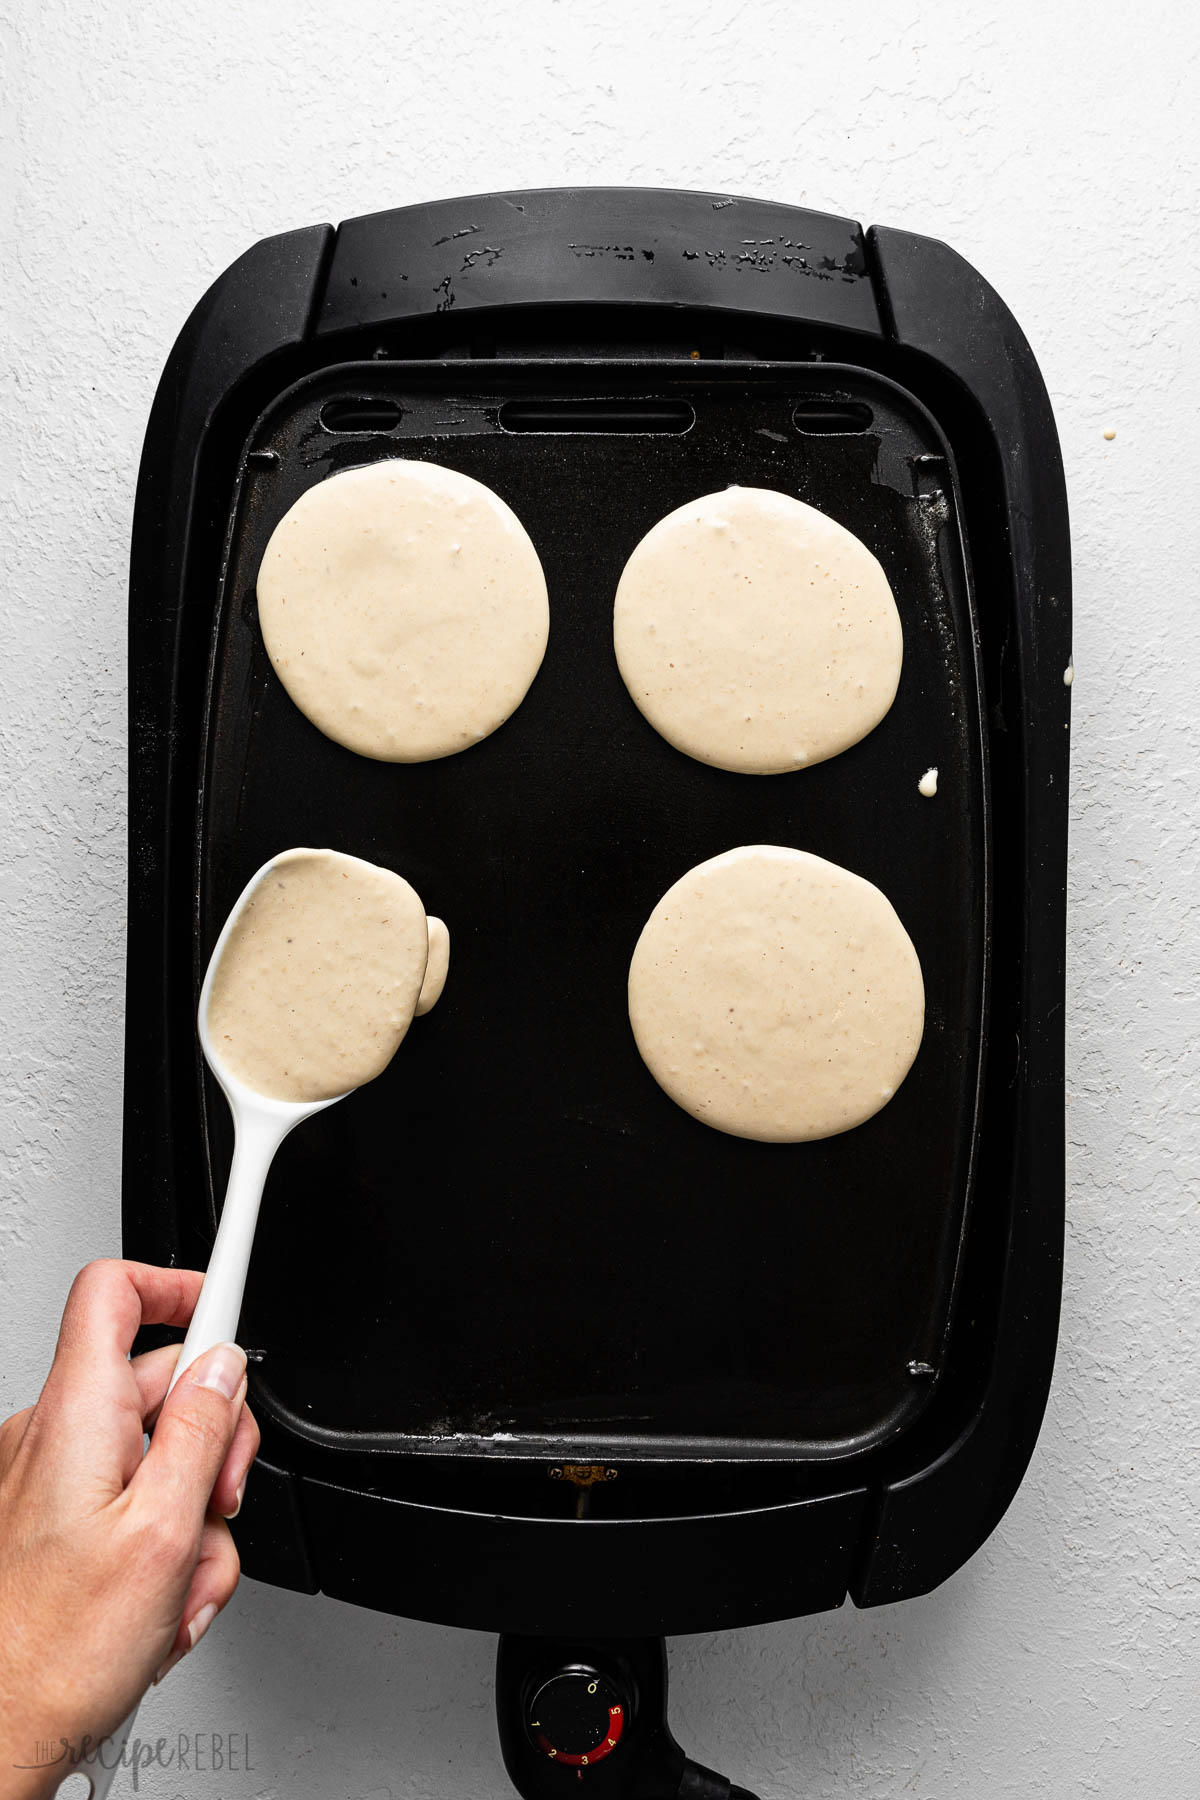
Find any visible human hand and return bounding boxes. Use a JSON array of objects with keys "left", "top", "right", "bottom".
[{"left": 0, "top": 1260, "right": 260, "bottom": 1799}]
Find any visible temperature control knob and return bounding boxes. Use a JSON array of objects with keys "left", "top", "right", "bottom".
[{"left": 526, "top": 1665, "right": 629, "bottom": 1770}]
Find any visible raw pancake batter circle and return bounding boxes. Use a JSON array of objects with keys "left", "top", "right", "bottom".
[
  {"left": 257, "top": 459, "right": 549, "bottom": 762},
  {"left": 627, "top": 845, "right": 924, "bottom": 1142},
  {"left": 613, "top": 486, "right": 903, "bottom": 774}
]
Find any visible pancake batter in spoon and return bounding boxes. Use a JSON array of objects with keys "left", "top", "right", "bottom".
[
  {"left": 257, "top": 459, "right": 549, "bottom": 763},
  {"left": 206, "top": 847, "right": 448, "bottom": 1100},
  {"left": 628, "top": 845, "right": 924, "bottom": 1142},
  {"left": 614, "top": 486, "right": 903, "bottom": 774}
]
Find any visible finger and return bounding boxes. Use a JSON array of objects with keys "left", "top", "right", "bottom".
[
  {"left": 131, "top": 1350, "right": 260, "bottom": 1508},
  {"left": 52, "top": 1261, "right": 204, "bottom": 1381},
  {"left": 209, "top": 1401, "right": 261, "bottom": 1521},
  {"left": 96, "top": 1344, "right": 187, "bottom": 1495},
  {"left": 33, "top": 1263, "right": 206, "bottom": 1489},
  {"left": 131, "top": 1343, "right": 185, "bottom": 1427},
  {"left": 154, "top": 1514, "right": 241, "bottom": 1686},
  {"left": 131, "top": 1342, "right": 248, "bottom": 1539}
]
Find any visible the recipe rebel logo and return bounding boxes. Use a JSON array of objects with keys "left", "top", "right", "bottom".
[{"left": 14, "top": 1729, "right": 254, "bottom": 1790}]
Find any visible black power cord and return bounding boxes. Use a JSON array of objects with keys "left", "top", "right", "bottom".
[{"left": 677, "top": 1759, "right": 762, "bottom": 1800}]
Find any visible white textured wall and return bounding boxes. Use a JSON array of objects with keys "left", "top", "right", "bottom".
[{"left": 3, "top": 2, "right": 1198, "bottom": 1794}]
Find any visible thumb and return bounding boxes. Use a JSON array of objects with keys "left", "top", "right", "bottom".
[{"left": 132, "top": 1342, "right": 248, "bottom": 1534}]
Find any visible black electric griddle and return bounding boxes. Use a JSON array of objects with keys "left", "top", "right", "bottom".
[{"left": 124, "top": 189, "right": 1069, "bottom": 1798}]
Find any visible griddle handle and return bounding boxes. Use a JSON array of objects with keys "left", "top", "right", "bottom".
[{"left": 314, "top": 187, "right": 885, "bottom": 345}]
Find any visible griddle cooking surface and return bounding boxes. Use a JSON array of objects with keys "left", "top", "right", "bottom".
[{"left": 198, "top": 361, "right": 987, "bottom": 1459}]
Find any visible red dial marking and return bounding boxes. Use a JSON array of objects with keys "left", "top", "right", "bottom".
[{"left": 535, "top": 1703, "right": 624, "bottom": 1769}]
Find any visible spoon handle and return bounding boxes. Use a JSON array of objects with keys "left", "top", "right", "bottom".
[
  {"left": 168, "top": 1106, "right": 287, "bottom": 1393},
  {"left": 86, "top": 1107, "right": 287, "bottom": 1796}
]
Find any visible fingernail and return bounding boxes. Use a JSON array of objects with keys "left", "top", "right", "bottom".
[
  {"left": 192, "top": 1342, "right": 247, "bottom": 1400},
  {"left": 187, "top": 1602, "right": 219, "bottom": 1652},
  {"left": 154, "top": 1602, "right": 219, "bottom": 1684},
  {"left": 153, "top": 1645, "right": 185, "bottom": 1686},
  {"left": 222, "top": 1472, "right": 248, "bottom": 1521}
]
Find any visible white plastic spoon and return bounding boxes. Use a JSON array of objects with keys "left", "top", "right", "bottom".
[
  {"left": 164, "top": 853, "right": 354, "bottom": 1391},
  {"left": 88, "top": 851, "right": 437, "bottom": 1796}
]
